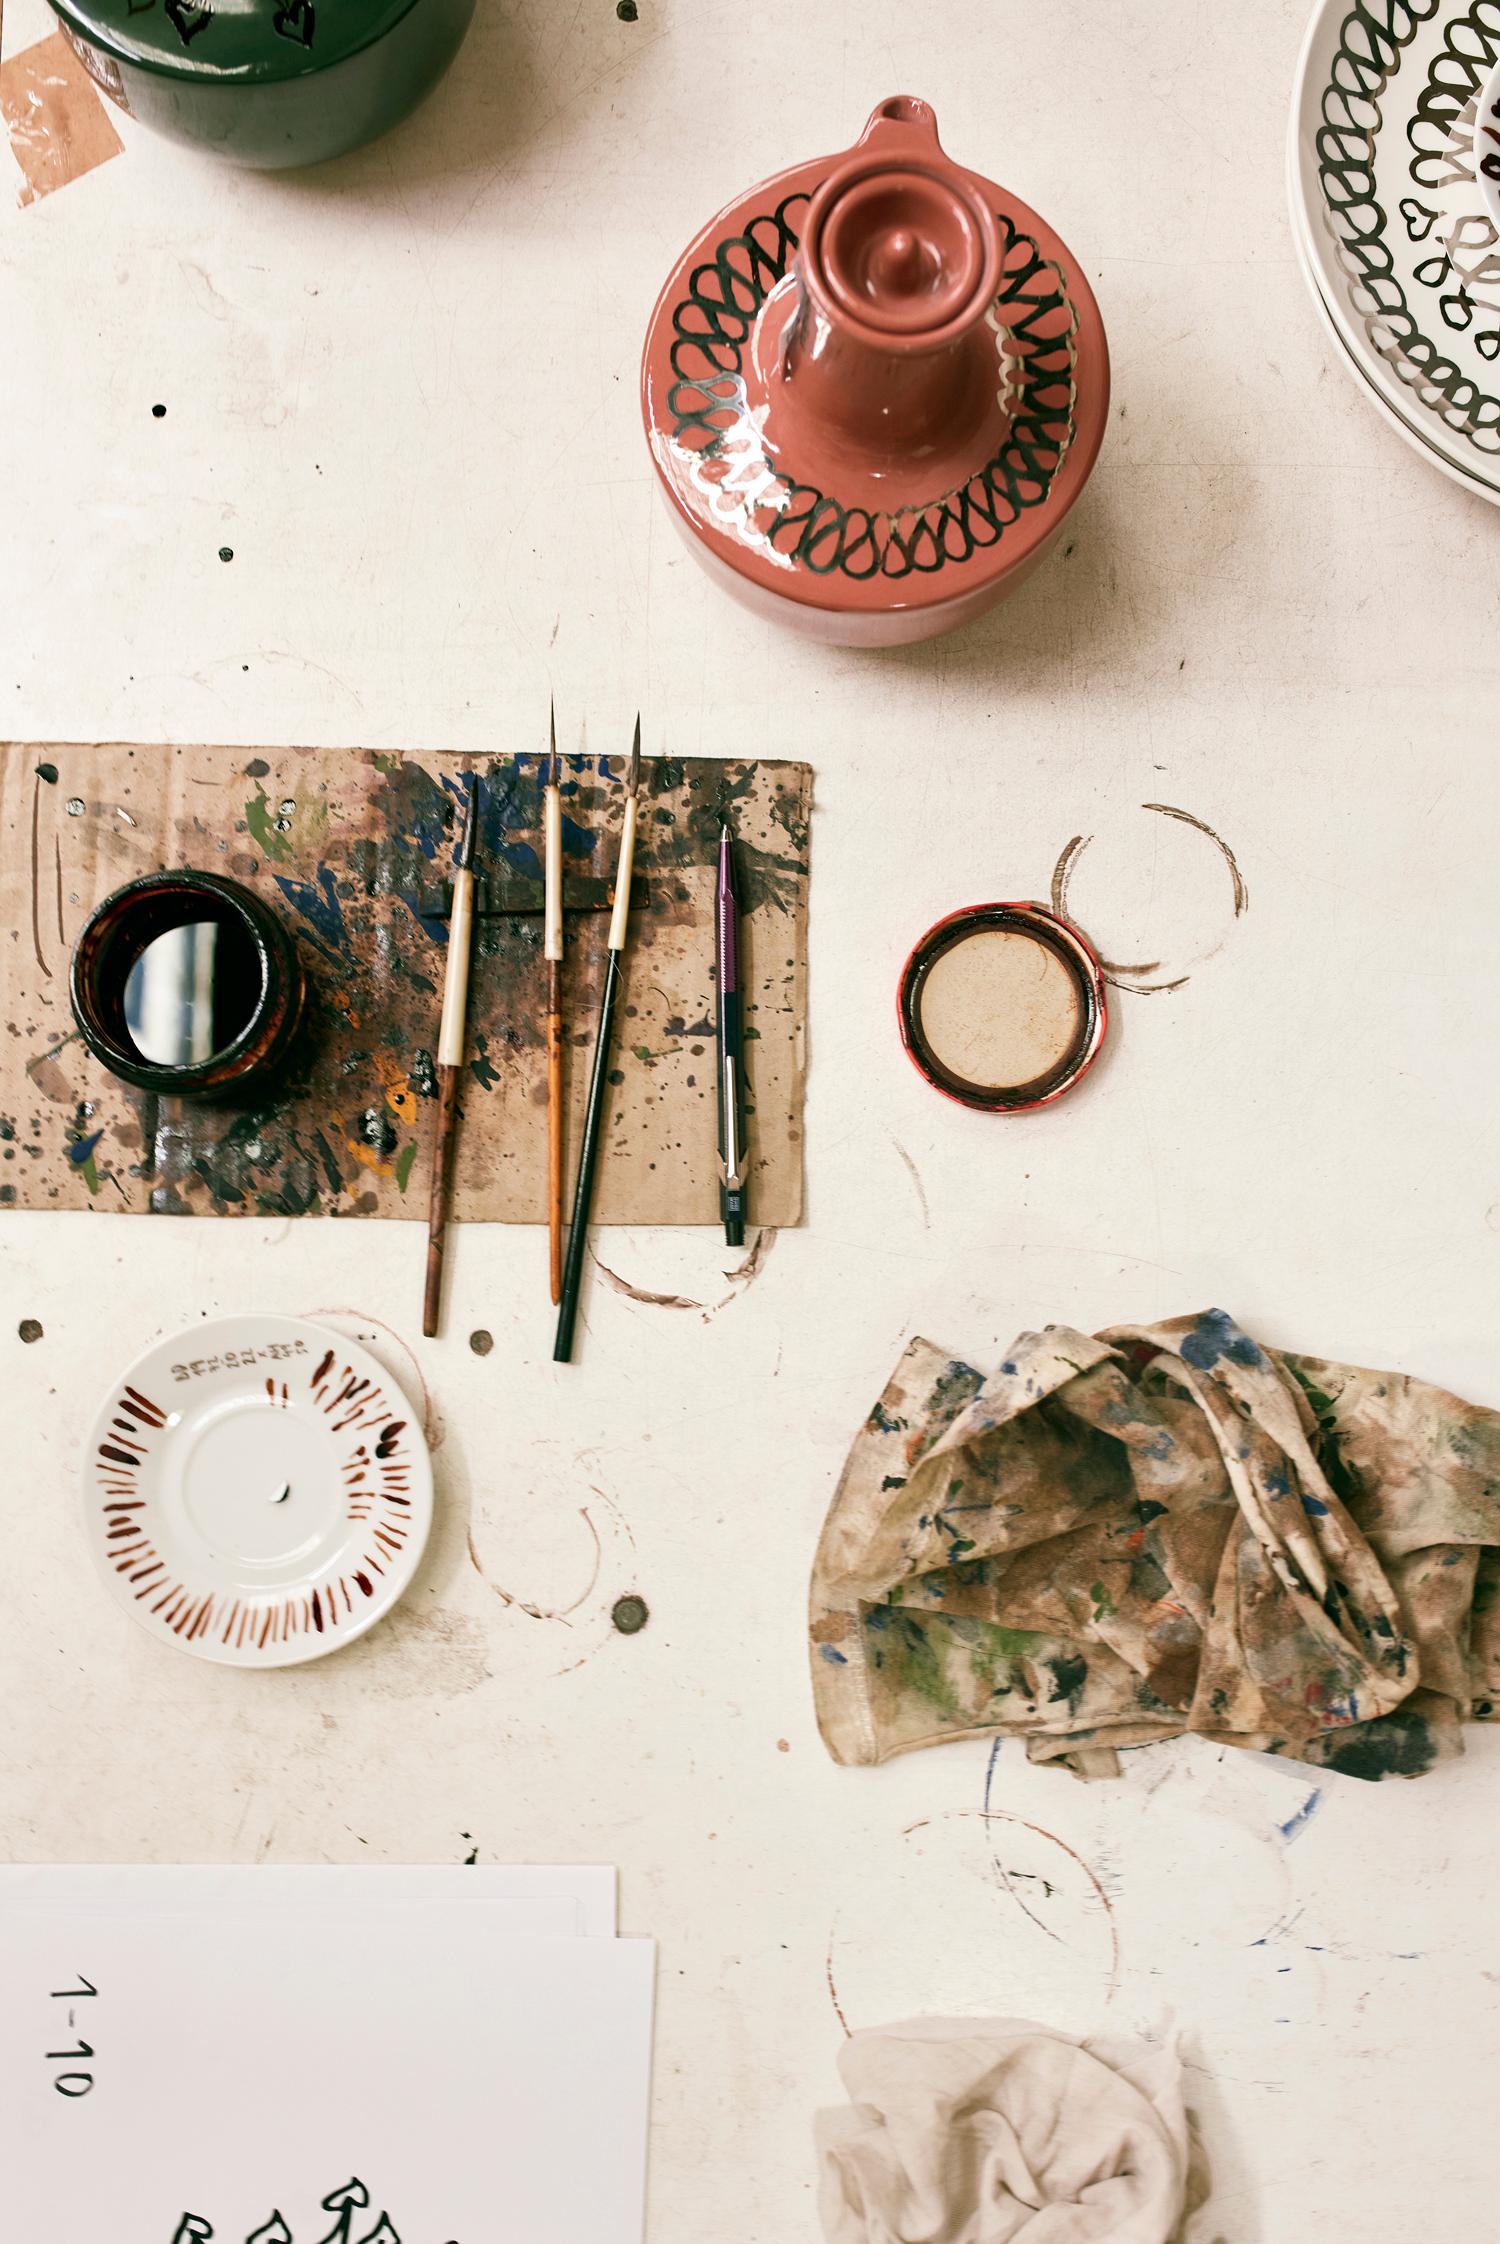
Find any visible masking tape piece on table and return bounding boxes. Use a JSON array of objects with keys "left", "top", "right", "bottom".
[{"left": 1, "top": 32, "right": 123, "bottom": 210}]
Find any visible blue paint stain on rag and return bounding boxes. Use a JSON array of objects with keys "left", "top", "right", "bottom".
[{"left": 1180, "top": 1308, "right": 1264, "bottom": 1372}]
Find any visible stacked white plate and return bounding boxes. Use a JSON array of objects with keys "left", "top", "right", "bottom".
[{"left": 1289, "top": 0, "right": 1500, "bottom": 503}]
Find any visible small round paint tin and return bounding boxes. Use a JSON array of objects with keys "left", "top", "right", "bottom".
[
  {"left": 898, "top": 901, "right": 1106, "bottom": 1112},
  {"left": 71, "top": 870, "right": 305, "bottom": 1097}
]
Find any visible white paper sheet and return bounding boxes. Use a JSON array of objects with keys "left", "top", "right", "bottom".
[
  {"left": 0, "top": 1863, "right": 619, "bottom": 1937},
  {"left": 0, "top": 1893, "right": 653, "bottom": 2242}
]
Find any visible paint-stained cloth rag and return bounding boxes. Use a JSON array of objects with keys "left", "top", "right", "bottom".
[
  {"left": 816, "top": 2019, "right": 1208, "bottom": 2244},
  {"left": 810, "top": 1311, "right": 1500, "bottom": 1780}
]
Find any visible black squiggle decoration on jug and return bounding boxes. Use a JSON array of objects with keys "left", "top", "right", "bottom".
[{"left": 664, "top": 197, "right": 1078, "bottom": 582}]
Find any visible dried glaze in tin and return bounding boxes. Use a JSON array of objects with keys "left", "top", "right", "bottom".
[
  {"left": 898, "top": 901, "right": 1106, "bottom": 1112},
  {"left": 71, "top": 870, "right": 305, "bottom": 1098}
]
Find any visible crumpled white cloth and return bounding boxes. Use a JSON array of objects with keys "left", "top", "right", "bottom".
[{"left": 816, "top": 2019, "right": 1203, "bottom": 2244}]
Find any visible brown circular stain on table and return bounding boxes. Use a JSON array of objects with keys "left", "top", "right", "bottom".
[
  {"left": 18, "top": 1318, "right": 43, "bottom": 1344},
  {"left": 611, "top": 1594, "right": 649, "bottom": 1635},
  {"left": 1049, "top": 803, "right": 1249, "bottom": 996}
]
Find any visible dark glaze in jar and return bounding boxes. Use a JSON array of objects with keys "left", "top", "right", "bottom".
[{"left": 70, "top": 870, "right": 305, "bottom": 1098}]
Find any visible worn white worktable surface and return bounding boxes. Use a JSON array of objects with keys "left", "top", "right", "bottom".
[{"left": 3, "top": 1, "right": 1499, "bottom": 2235}]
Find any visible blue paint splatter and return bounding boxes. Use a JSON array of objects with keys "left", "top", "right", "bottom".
[
  {"left": 1301, "top": 1493, "right": 1330, "bottom": 1516},
  {"left": 394, "top": 800, "right": 449, "bottom": 862},
  {"left": 1277, "top": 1788, "right": 1323, "bottom": 1844},
  {"left": 1180, "top": 1309, "right": 1264, "bottom": 1372},
  {"left": 68, "top": 1129, "right": 103, "bottom": 1167},
  {"left": 1264, "top": 1468, "right": 1291, "bottom": 1497},
  {"left": 562, "top": 814, "right": 598, "bottom": 857},
  {"left": 273, "top": 865, "right": 348, "bottom": 958},
  {"left": 819, "top": 1644, "right": 849, "bottom": 1666}
]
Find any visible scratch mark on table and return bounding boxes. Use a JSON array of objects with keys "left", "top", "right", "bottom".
[
  {"left": 825, "top": 1925, "right": 851, "bottom": 2038},
  {"left": 1249, "top": 1902, "right": 1307, "bottom": 1949},
  {"left": 892, "top": 1139, "right": 930, "bottom": 1228},
  {"left": 981, "top": 1740, "right": 1061, "bottom": 1945},
  {"left": 980, "top": 1810, "right": 1122, "bottom": 2005}
]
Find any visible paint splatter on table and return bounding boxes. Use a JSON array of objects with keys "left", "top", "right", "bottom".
[{"left": 0, "top": 744, "right": 810, "bottom": 1223}]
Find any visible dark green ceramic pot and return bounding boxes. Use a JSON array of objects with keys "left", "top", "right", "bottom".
[{"left": 49, "top": 0, "right": 477, "bottom": 170}]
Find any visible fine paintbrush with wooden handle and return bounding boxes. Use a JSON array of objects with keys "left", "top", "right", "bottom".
[
  {"left": 554, "top": 716, "right": 642, "bottom": 1364},
  {"left": 544, "top": 704, "right": 564, "bottom": 1304},
  {"left": 423, "top": 773, "right": 479, "bottom": 1339}
]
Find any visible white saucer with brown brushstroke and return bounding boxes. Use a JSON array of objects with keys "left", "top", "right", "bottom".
[{"left": 84, "top": 1314, "right": 432, "bottom": 1666}]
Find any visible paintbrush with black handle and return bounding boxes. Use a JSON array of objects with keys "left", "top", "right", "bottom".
[
  {"left": 554, "top": 717, "right": 642, "bottom": 1364},
  {"left": 544, "top": 702, "right": 565, "bottom": 1304},
  {"left": 422, "top": 774, "right": 479, "bottom": 1338},
  {"left": 716, "top": 818, "right": 749, "bottom": 1246}
]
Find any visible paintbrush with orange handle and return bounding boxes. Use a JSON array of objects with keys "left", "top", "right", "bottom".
[
  {"left": 422, "top": 773, "right": 479, "bottom": 1338},
  {"left": 544, "top": 703, "right": 564, "bottom": 1303}
]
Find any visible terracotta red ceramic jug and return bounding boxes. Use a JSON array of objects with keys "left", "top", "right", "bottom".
[{"left": 641, "top": 97, "right": 1109, "bottom": 648}]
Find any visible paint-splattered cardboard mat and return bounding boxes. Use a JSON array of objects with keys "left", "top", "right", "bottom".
[{"left": 0, "top": 744, "right": 810, "bottom": 1224}]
